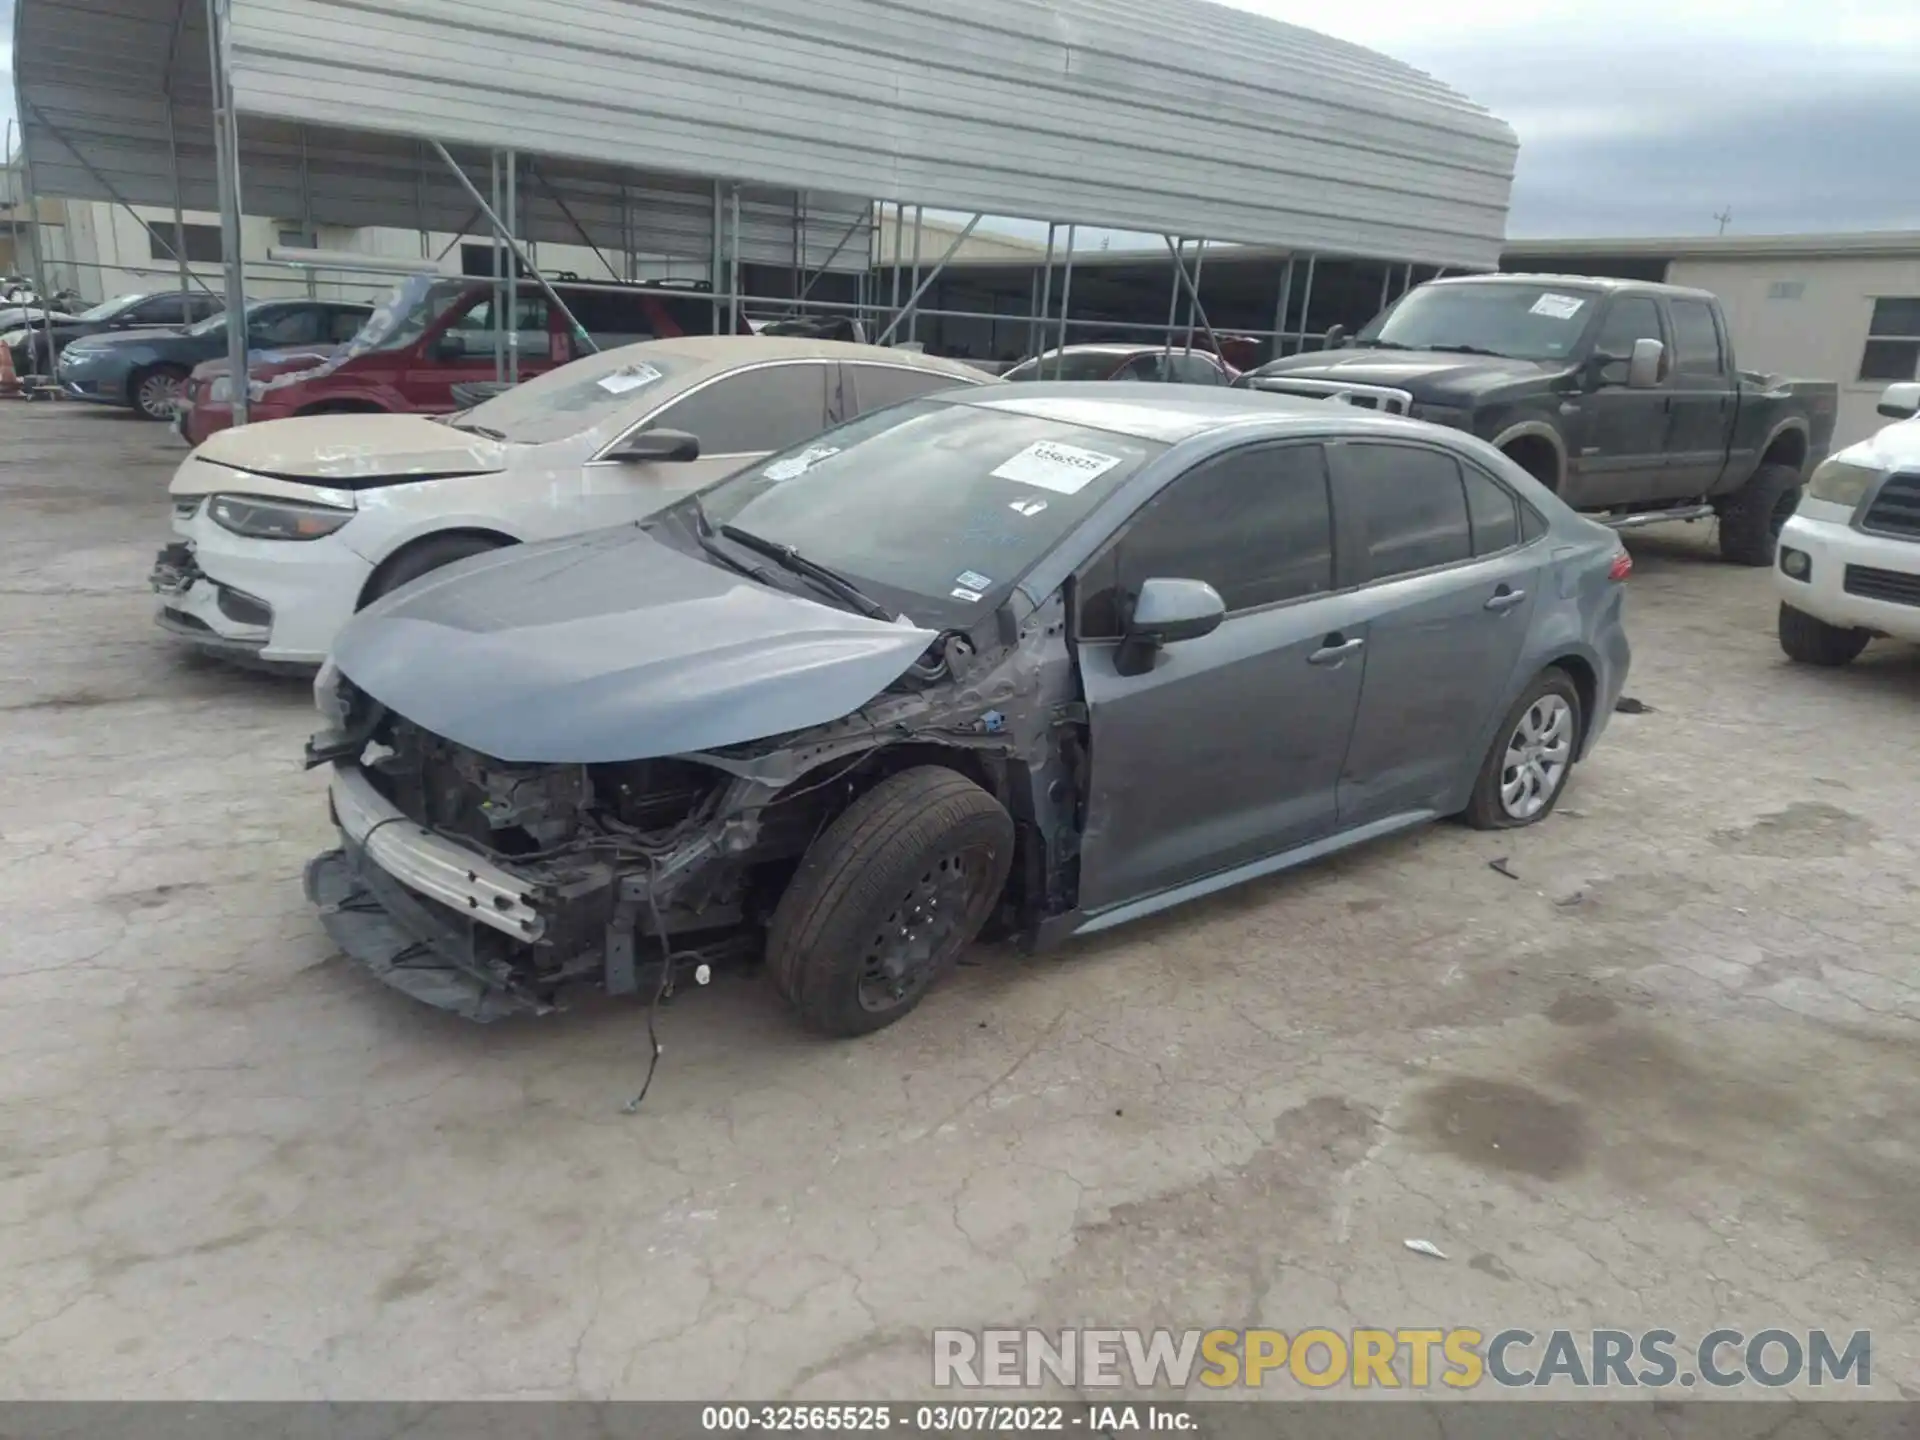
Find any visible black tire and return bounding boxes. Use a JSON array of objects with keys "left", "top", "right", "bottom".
[
  {"left": 767, "top": 766, "right": 1014, "bottom": 1037},
  {"left": 1777, "top": 602, "right": 1870, "bottom": 667},
  {"left": 129, "top": 364, "right": 190, "bottom": 421},
  {"left": 360, "top": 533, "right": 507, "bottom": 606},
  {"left": 1463, "top": 669, "right": 1583, "bottom": 831},
  {"left": 1716, "top": 461, "right": 1802, "bottom": 566}
]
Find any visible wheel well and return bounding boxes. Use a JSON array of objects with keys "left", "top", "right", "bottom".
[
  {"left": 1546, "top": 655, "right": 1598, "bottom": 742},
  {"left": 1760, "top": 428, "right": 1808, "bottom": 473},
  {"left": 126, "top": 360, "right": 188, "bottom": 398},
  {"left": 1501, "top": 434, "right": 1563, "bottom": 492},
  {"left": 357, "top": 527, "right": 517, "bottom": 609}
]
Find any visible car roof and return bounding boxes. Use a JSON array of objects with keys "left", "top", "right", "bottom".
[
  {"left": 955, "top": 381, "right": 1417, "bottom": 444},
  {"left": 593, "top": 334, "right": 989, "bottom": 381},
  {"left": 1428, "top": 272, "right": 1720, "bottom": 302}
]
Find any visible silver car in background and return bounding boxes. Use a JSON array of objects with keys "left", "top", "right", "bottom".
[{"left": 305, "top": 385, "right": 1632, "bottom": 1035}]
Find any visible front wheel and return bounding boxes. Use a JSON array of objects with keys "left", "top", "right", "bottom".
[
  {"left": 1463, "top": 670, "right": 1583, "bottom": 830},
  {"left": 1778, "top": 602, "right": 1870, "bottom": 667},
  {"left": 130, "top": 364, "right": 190, "bottom": 421},
  {"left": 1716, "top": 462, "right": 1802, "bottom": 566},
  {"left": 767, "top": 766, "right": 1014, "bottom": 1037},
  {"left": 359, "top": 533, "right": 508, "bottom": 606}
]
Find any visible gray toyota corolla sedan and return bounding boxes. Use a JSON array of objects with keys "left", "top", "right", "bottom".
[{"left": 304, "top": 384, "right": 1632, "bottom": 1035}]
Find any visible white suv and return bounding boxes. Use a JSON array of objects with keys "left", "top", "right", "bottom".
[{"left": 1775, "top": 382, "right": 1920, "bottom": 665}]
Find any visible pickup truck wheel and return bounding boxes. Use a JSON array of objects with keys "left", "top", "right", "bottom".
[
  {"left": 1463, "top": 670, "right": 1583, "bottom": 830},
  {"left": 767, "top": 766, "right": 1014, "bottom": 1037},
  {"left": 1777, "top": 602, "right": 1870, "bottom": 667},
  {"left": 1716, "top": 462, "right": 1802, "bottom": 566}
]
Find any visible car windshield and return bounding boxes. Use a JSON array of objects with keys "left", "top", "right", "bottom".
[
  {"left": 457, "top": 347, "right": 697, "bottom": 444},
  {"left": 185, "top": 308, "right": 246, "bottom": 338},
  {"left": 1357, "top": 283, "right": 1602, "bottom": 361},
  {"left": 76, "top": 293, "right": 148, "bottom": 322},
  {"left": 694, "top": 399, "right": 1165, "bottom": 623},
  {"left": 346, "top": 275, "right": 474, "bottom": 356},
  {"left": 1004, "top": 350, "right": 1128, "bottom": 382}
]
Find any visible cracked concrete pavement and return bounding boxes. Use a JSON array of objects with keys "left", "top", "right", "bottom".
[{"left": 2, "top": 405, "right": 1918, "bottom": 1402}]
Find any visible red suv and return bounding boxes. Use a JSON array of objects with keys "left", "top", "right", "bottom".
[{"left": 178, "top": 276, "right": 723, "bottom": 445}]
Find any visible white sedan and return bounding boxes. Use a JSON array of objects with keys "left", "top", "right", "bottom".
[
  {"left": 1776, "top": 381, "right": 1920, "bottom": 665},
  {"left": 151, "top": 336, "right": 991, "bottom": 667}
]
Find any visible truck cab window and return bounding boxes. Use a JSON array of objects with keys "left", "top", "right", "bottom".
[
  {"left": 1668, "top": 299, "right": 1724, "bottom": 376},
  {"left": 1593, "top": 297, "right": 1664, "bottom": 383}
]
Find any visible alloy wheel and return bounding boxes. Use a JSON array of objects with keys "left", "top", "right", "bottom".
[
  {"left": 137, "top": 371, "right": 184, "bottom": 420},
  {"left": 1499, "top": 693, "right": 1574, "bottom": 821}
]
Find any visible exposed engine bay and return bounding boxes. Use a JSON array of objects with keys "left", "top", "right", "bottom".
[{"left": 303, "top": 600, "right": 1087, "bottom": 1021}]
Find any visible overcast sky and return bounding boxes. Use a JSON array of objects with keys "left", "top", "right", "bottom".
[
  {"left": 4, "top": 0, "right": 1915, "bottom": 240},
  {"left": 1235, "top": 0, "right": 1920, "bottom": 236}
]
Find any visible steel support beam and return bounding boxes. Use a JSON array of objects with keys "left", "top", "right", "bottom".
[
  {"left": 1034, "top": 223, "right": 1057, "bottom": 367},
  {"left": 1297, "top": 254, "right": 1318, "bottom": 349},
  {"left": 1162, "top": 236, "right": 1183, "bottom": 362},
  {"left": 794, "top": 210, "right": 869, "bottom": 307},
  {"left": 1055, "top": 224, "right": 1077, "bottom": 358},
  {"left": 206, "top": 0, "right": 249, "bottom": 421},
  {"left": 431, "top": 141, "right": 597, "bottom": 358},
  {"left": 907, "top": 204, "right": 924, "bottom": 344},
  {"left": 1185, "top": 239, "right": 1208, "bottom": 354},
  {"left": 1271, "top": 256, "right": 1296, "bottom": 361},
  {"left": 728, "top": 185, "right": 741, "bottom": 335},
  {"left": 489, "top": 151, "right": 504, "bottom": 382},
  {"left": 875, "top": 214, "right": 981, "bottom": 346},
  {"left": 528, "top": 160, "right": 620, "bottom": 283},
  {"left": 1162, "top": 234, "right": 1223, "bottom": 363},
  {"left": 505, "top": 149, "right": 519, "bottom": 385}
]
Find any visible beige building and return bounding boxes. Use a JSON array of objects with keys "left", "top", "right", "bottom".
[{"left": 1505, "top": 232, "right": 1920, "bottom": 450}]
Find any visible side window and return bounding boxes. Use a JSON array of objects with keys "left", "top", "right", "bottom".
[
  {"left": 328, "top": 308, "right": 369, "bottom": 343},
  {"left": 133, "top": 294, "right": 190, "bottom": 326},
  {"left": 1116, "top": 353, "right": 1170, "bottom": 382},
  {"left": 442, "top": 294, "right": 548, "bottom": 357},
  {"left": 562, "top": 289, "right": 659, "bottom": 346},
  {"left": 1592, "top": 297, "right": 1664, "bottom": 383},
  {"left": 1341, "top": 443, "right": 1473, "bottom": 581},
  {"left": 650, "top": 363, "right": 829, "bottom": 455},
  {"left": 249, "top": 308, "right": 323, "bottom": 347},
  {"left": 1520, "top": 503, "right": 1549, "bottom": 542},
  {"left": 849, "top": 363, "right": 972, "bottom": 416},
  {"left": 1079, "top": 444, "right": 1334, "bottom": 636},
  {"left": 1668, "top": 299, "right": 1724, "bottom": 376},
  {"left": 1461, "top": 463, "right": 1520, "bottom": 555},
  {"left": 188, "top": 295, "right": 224, "bottom": 322},
  {"left": 1170, "top": 353, "right": 1226, "bottom": 385}
]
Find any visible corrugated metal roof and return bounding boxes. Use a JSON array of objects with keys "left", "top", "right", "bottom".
[
  {"left": 16, "top": 0, "right": 1517, "bottom": 268},
  {"left": 1505, "top": 232, "right": 1920, "bottom": 261}
]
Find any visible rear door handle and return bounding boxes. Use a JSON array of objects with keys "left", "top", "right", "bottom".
[
  {"left": 1308, "top": 636, "right": 1365, "bottom": 665},
  {"left": 1485, "top": 587, "right": 1528, "bottom": 613}
]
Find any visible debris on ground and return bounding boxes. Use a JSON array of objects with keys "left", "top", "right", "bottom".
[
  {"left": 1554, "top": 890, "right": 1586, "bottom": 908},
  {"left": 1404, "top": 1239, "right": 1449, "bottom": 1260},
  {"left": 1488, "top": 857, "right": 1519, "bottom": 881},
  {"left": 1615, "top": 696, "right": 1656, "bottom": 714}
]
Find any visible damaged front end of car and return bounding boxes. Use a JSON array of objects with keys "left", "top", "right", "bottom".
[{"left": 302, "top": 600, "right": 1087, "bottom": 1022}]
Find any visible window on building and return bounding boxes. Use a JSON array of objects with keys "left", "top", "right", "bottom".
[
  {"left": 1767, "top": 280, "right": 1806, "bottom": 301},
  {"left": 1859, "top": 298, "right": 1920, "bottom": 382},
  {"left": 145, "top": 222, "right": 224, "bottom": 265}
]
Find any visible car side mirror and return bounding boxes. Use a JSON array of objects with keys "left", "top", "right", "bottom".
[
  {"left": 1323, "top": 324, "right": 1349, "bottom": 350},
  {"left": 1877, "top": 382, "right": 1920, "bottom": 420},
  {"left": 1116, "top": 577, "right": 1225, "bottom": 675},
  {"left": 1626, "top": 338, "right": 1664, "bottom": 389},
  {"left": 607, "top": 428, "right": 700, "bottom": 464}
]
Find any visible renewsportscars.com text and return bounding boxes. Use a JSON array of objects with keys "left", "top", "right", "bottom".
[{"left": 932, "top": 1327, "right": 1872, "bottom": 1391}]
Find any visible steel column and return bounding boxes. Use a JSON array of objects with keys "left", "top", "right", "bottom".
[
  {"left": 505, "top": 149, "right": 519, "bottom": 385},
  {"left": 160, "top": 0, "right": 192, "bottom": 300},
  {"left": 1271, "top": 257, "right": 1296, "bottom": 361},
  {"left": 297, "top": 126, "right": 316, "bottom": 298},
  {"left": 728, "top": 185, "right": 741, "bottom": 335},
  {"left": 489, "top": 151, "right": 504, "bottom": 382},
  {"left": 1055, "top": 224, "right": 1077, "bottom": 358},
  {"left": 1297, "top": 254, "right": 1318, "bottom": 349},
  {"left": 875, "top": 214, "right": 981, "bottom": 346},
  {"left": 907, "top": 205, "right": 924, "bottom": 344},
  {"left": 206, "top": 0, "right": 248, "bottom": 421},
  {"left": 710, "top": 181, "right": 724, "bottom": 332},
  {"left": 1185, "top": 239, "right": 1207, "bottom": 354},
  {"left": 1162, "top": 236, "right": 1183, "bottom": 361},
  {"left": 1161, "top": 234, "right": 1223, "bottom": 362},
  {"left": 430, "top": 141, "right": 596, "bottom": 357},
  {"left": 1034, "top": 223, "right": 1057, "bottom": 368}
]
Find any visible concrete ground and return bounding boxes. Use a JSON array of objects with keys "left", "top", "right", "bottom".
[{"left": 2, "top": 403, "right": 1918, "bottom": 1403}]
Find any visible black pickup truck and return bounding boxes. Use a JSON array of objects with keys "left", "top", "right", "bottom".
[{"left": 1238, "top": 275, "right": 1839, "bottom": 564}]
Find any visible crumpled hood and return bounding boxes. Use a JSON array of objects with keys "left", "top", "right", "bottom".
[
  {"left": 331, "top": 526, "right": 941, "bottom": 764},
  {"left": 187, "top": 412, "right": 507, "bottom": 483},
  {"left": 1245, "top": 348, "right": 1557, "bottom": 402}
]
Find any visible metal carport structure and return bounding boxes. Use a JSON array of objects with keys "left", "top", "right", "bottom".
[{"left": 13, "top": 0, "right": 1517, "bottom": 417}]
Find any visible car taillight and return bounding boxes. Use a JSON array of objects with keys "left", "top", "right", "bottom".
[{"left": 1608, "top": 551, "right": 1633, "bottom": 582}]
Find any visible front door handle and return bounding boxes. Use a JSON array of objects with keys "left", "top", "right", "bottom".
[
  {"left": 1308, "top": 635, "right": 1365, "bottom": 665},
  {"left": 1485, "top": 586, "right": 1528, "bottom": 613}
]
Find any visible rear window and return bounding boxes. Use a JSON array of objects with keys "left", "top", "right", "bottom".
[{"left": 1005, "top": 351, "right": 1127, "bottom": 382}]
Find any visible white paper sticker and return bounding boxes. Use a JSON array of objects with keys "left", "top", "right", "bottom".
[
  {"left": 762, "top": 445, "right": 841, "bottom": 481},
  {"left": 1008, "top": 498, "right": 1049, "bottom": 517},
  {"left": 949, "top": 587, "right": 983, "bottom": 603},
  {"left": 597, "top": 362, "right": 664, "bottom": 394},
  {"left": 1528, "top": 293, "right": 1586, "bottom": 320},
  {"left": 990, "top": 440, "right": 1124, "bottom": 496},
  {"left": 955, "top": 569, "right": 993, "bottom": 591}
]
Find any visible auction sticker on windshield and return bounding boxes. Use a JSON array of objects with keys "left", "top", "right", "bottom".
[
  {"left": 1529, "top": 293, "right": 1586, "bottom": 320},
  {"left": 597, "top": 362, "right": 663, "bottom": 394},
  {"left": 763, "top": 445, "right": 841, "bottom": 481},
  {"left": 991, "top": 440, "right": 1124, "bottom": 495}
]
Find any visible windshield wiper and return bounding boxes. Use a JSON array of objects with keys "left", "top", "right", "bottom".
[
  {"left": 1414, "top": 343, "right": 1509, "bottom": 358},
  {"left": 720, "top": 523, "right": 893, "bottom": 621},
  {"left": 681, "top": 497, "right": 775, "bottom": 584}
]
